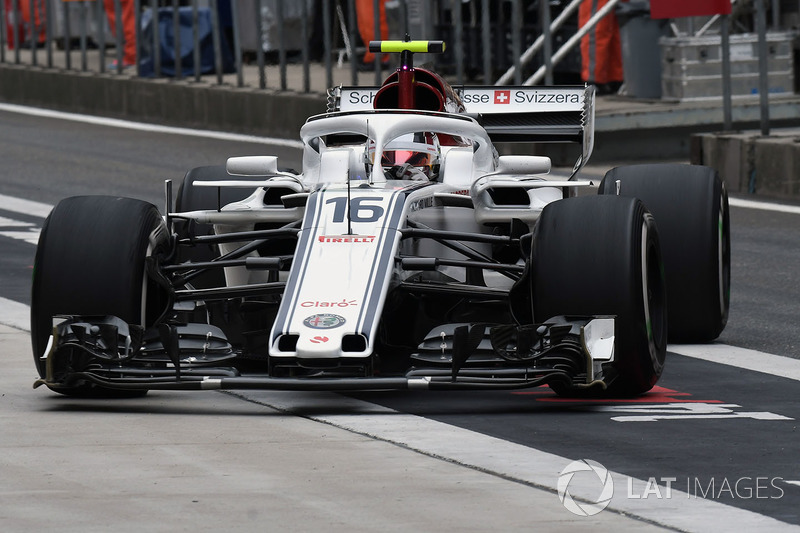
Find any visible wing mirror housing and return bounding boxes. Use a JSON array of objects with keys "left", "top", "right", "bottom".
[
  {"left": 226, "top": 156, "right": 280, "bottom": 176},
  {"left": 494, "top": 155, "right": 552, "bottom": 176}
]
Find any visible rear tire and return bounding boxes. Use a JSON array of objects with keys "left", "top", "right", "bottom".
[
  {"left": 530, "top": 196, "right": 667, "bottom": 396},
  {"left": 599, "top": 164, "right": 730, "bottom": 342},
  {"left": 31, "top": 196, "right": 169, "bottom": 396}
]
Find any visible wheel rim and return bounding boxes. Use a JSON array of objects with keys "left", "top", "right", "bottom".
[
  {"left": 718, "top": 187, "right": 730, "bottom": 319},
  {"left": 641, "top": 217, "right": 667, "bottom": 372}
]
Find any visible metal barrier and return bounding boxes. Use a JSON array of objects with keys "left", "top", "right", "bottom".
[
  {"left": 1, "top": 0, "right": 583, "bottom": 92},
  {"left": 1, "top": 0, "right": 792, "bottom": 101}
]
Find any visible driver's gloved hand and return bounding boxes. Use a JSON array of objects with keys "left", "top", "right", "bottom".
[{"left": 388, "top": 163, "right": 428, "bottom": 181}]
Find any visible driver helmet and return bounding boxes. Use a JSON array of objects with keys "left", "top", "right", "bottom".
[{"left": 368, "top": 132, "right": 441, "bottom": 180}]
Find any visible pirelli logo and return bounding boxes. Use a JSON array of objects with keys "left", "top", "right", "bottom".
[{"left": 318, "top": 235, "right": 376, "bottom": 243}]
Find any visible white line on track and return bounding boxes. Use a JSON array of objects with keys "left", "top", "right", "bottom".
[
  {"left": 0, "top": 194, "right": 53, "bottom": 219},
  {"left": 670, "top": 344, "right": 800, "bottom": 382},
  {"left": 729, "top": 197, "right": 800, "bottom": 215},
  {"left": 0, "top": 102, "right": 305, "bottom": 149},
  {"left": 0, "top": 297, "right": 32, "bottom": 331}
]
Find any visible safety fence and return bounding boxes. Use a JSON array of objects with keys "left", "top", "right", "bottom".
[
  {"left": 2, "top": 0, "right": 795, "bottom": 98},
  {"left": 0, "top": 0, "right": 591, "bottom": 93}
]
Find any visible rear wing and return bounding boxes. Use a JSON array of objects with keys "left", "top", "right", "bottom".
[{"left": 328, "top": 85, "right": 596, "bottom": 173}]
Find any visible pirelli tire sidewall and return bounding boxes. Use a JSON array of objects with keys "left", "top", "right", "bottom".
[
  {"left": 599, "top": 164, "right": 730, "bottom": 343},
  {"left": 31, "top": 196, "right": 169, "bottom": 392},
  {"left": 530, "top": 195, "right": 668, "bottom": 396}
]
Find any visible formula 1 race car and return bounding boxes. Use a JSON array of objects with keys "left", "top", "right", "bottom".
[{"left": 31, "top": 41, "right": 730, "bottom": 398}]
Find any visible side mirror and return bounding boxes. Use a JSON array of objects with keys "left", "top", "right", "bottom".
[
  {"left": 494, "top": 155, "right": 551, "bottom": 176},
  {"left": 226, "top": 156, "right": 279, "bottom": 176}
]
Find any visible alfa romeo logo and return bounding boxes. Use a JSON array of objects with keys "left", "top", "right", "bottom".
[
  {"left": 303, "top": 314, "right": 346, "bottom": 329},
  {"left": 557, "top": 459, "right": 614, "bottom": 516}
]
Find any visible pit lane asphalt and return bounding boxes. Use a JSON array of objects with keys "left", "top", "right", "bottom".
[
  {"left": 6, "top": 325, "right": 679, "bottom": 533},
  {"left": 2, "top": 107, "right": 800, "bottom": 531}
]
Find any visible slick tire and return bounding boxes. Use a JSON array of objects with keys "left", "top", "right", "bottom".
[
  {"left": 599, "top": 164, "right": 730, "bottom": 342},
  {"left": 531, "top": 195, "right": 668, "bottom": 396},
  {"left": 31, "top": 196, "right": 169, "bottom": 397}
]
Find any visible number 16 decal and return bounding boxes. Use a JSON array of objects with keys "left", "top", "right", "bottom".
[{"left": 326, "top": 197, "right": 385, "bottom": 223}]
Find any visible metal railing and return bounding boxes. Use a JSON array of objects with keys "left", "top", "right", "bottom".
[
  {"left": 0, "top": 0, "right": 586, "bottom": 92},
  {"left": 498, "top": 0, "right": 623, "bottom": 87},
  {"left": 1, "top": 0, "right": 795, "bottom": 103}
]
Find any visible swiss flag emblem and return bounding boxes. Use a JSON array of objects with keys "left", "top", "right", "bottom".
[{"left": 494, "top": 90, "right": 511, "bottom": 104}]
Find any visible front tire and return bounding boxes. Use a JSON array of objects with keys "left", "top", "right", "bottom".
[
  {"left": 530, "top": 196, "right": 668, "bottom": 396},
  {"left": 31, "top": 196, "right": 169, "bottom": 396}
]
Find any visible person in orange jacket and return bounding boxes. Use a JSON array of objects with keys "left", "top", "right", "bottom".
[
  {"left": 355, "top": 0, "right": 389, "bottom": 67},
  {"left": 19, "top": 0, "right": 46, "bottom": 47},
  {"left": 579, "top": 0, "right": 624, "bottom": 94},
  {"left": 103, "top": 0, "right": 137, "bottom": 67}
]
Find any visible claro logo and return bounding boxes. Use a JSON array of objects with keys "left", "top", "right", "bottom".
[{"left": 301, "top": 300, "right": 359, "bottom": 308}]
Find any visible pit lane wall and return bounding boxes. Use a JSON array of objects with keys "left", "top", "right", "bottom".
[
  {"left": 0, "top": 64, "right": 327, "bottom": 139},
  {"left": 691, "top": 129, "right": 800, "bottom": 200}
]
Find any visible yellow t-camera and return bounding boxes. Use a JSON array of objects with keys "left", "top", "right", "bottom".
[{"left": 368, "top": 41, "right": 446, "bottom": 54}]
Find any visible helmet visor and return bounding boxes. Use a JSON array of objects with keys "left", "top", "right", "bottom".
[{"left": 381, "top": 150, "right": 431, "bottom": 167}]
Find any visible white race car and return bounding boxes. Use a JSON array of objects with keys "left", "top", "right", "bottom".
[{"left": 31, "top": 41, "right": 730, "bottom": 398}]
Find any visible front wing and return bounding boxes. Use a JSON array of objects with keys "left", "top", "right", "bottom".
[{"left": 35, "top": 315, "right": 615, "bottom": 393}]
